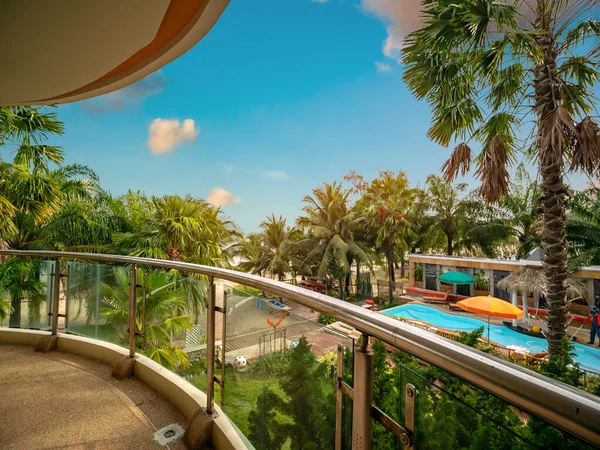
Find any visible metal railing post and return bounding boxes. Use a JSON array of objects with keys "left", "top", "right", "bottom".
[
  {"left": 64, "top": 264, "right": 71, "bottom": 329},
  {"left": 51, "top": 258, "right": 61, "bottom": 335},
  {"left": 220, "top": 288, "right": 228, "bottom": 406},
  {"left": 206, "top": 277, "right": 216, "bottom": 415},
  {"left": 128, "top": 265, "right": 137, "bottom": 358},
  {"left": 335, "top": 344, "right": 344, "bottom": 450},
  {"left": 403, "top": 384, "right": 416, "bottom": 450},
  {"left": 352, "top": 333, "right": 373, "bottom": 450}
]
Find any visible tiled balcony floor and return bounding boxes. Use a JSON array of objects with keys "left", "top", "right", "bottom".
[{"left": 0, "top": 344, "right": 188, "bottom": 450}]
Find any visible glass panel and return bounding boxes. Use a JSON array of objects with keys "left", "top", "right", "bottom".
[
  {"left": 371, "top": 344, "right": 595, "bottom": 450},
  {"left": 202, "top": 285, "right": 355, "bottom": 449},
  {"left": 139, "top": 270, "right": 207, "bottom": 373},
  {"left": 65, "top": 263, "right": 208, "bottom": 375},
  {"left": 0, "top": 258, "right": 53, "bottom": 330},
  {"left": 175, "top": 274, "right": 208, "bottom": 377},
  {"left": 493, "top": 270, "right": 511, "bottom": 301},
  {"left": 65, "top": 262, "right": 120, "bottom": 344},
  {"left": 425, "top": 264, "right": 437, "bottom": 291}
]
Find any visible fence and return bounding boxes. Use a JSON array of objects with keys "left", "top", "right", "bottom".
[
  {"left": 2, "top": 249, "right": 600, "bottom": 449},
  {"left": 376, "top": 279, "right": 404, "bottom": 300}
]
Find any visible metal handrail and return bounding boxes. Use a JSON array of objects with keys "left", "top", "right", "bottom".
[{"left": 2, "top": 249, "right": 600, "bottom": 446}]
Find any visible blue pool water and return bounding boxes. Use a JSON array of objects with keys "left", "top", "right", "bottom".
[{"left": 382, "top": 304, "right": 600, "bottom": 373}]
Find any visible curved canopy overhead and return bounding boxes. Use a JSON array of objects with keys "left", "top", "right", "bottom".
[
  {"left": 498, "top": 266, "right": 589, "bottom": 300},
  {"left": 0, "top": 0, "right": 229, "bottom": 106}
]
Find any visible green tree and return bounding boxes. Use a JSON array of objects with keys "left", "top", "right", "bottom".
[
  {"left": 357, "top": 171, "right": 416, "bottom": 298},
  {"left": 297, "top": 182, "right": 370, "bottom": 299},
  {"left": 469, "top": 164, "right": 542, "bottom": 258},
  {"left": 0, "top": 106, "right": 64, "bottom": 236},
  {"left": 402, "top": 0, "right": 600, "bottom": 354},
  {"left": 425, "top": 175, "right": 474, "bottom": 256},
  {"left": 239, "top": 215, "right": 307, "bottom": 281},
  {"left": 100, "top": 268, "right": 193, "bottom": 369},
  {"left": 404, "top": 187, "right": 445, "bottom": 255},
  {"left": 247, "top": 338, "right": 336, "bottom": 449},
  {"left": 0, "top": 107, "right": 104, "bottom": 326},
  {"left": 0, "top": 259, "right": 44, "bottom": 328},
  {"left": 116, "top": 194, "right": 238, "bottom": 266},
  {"left": 567, "top": 186, "right": 600, "bottom": 267}
]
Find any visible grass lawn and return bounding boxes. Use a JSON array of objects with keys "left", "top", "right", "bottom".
[{"left": 188, "top": 367, "right": 282, "bottom": 439}]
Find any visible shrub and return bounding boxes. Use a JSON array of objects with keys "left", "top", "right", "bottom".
[
  {"left": 317, "top": 313, "right": 337, "bottom": 325},
  {"left": 247, "top": 350, "right": 293, "bottom": 377}
]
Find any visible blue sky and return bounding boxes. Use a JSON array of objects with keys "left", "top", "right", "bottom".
[{"left": 54, "top": 0, "right": 588, "bottom": 232}]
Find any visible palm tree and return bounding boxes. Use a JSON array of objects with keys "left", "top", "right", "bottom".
[
  {"left": 567, "top": 187, "right": 600, "bottom": 267},
  {"left": 0, "top": 259, "right": 45, "bottom": 328},
  {"left": 0, "top": 106, "right": 65, "bottom": 236},
  {"left": 357, "top": 171, "right": 415, "bottom": 298},
  {"left": 402, "top": 0, "right": 600, "bottom": 355},
  {"left": 0, "top": 107, "right": 71, "bottom": 327},
  {"left": 241, "top": 215, "right": 306, "bottom": 281},
  {"left": 469, "top": 164, "right": 542, "bottom": 259},
  {"left": 404, "top": 187, "right": 445, "bottom": 255},
  {"left": 101, "top": 268, "right": 193, "bottom": 369},
  {"left": 116, "top": 194, "right": 239, "bottom": 266},
  {"left": 297, "top": 182, "right": 370, "bottom": 299},
  {"left": 425, "top": 175, "right": 474, "bottom": 256}
]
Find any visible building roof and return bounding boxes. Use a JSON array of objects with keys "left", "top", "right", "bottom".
[
  {"left": 408, "top": 253, "right": 600, "bottom": 275},
  {"left": 497, "top": 266, "right": 589, "bottom": 299}
]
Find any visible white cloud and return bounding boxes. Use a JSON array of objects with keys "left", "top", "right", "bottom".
[
  {"left": 375, "top": 62, "right": 392, "bottom": 73},
  {"left": 312, "top": 0, "right": 331, "bottom": 3},
  {"left": 265, "top": 170, "right": 290, "bottom": 181},
  {"left": 147, "top": 118, "right": 199, "bottom": 155},
  {"left": 361, "top": 0, "right": 422, "bottom": 60},
  {"left": 206, "top": 188, "right": 241, "bottom": 208},
  {"left": 80, "top": 71, "right": 165, "bottom": 114}
]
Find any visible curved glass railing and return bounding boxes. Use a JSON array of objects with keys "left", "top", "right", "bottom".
[{"left": 0, "top": 250, "right": 599, "bottom": 450}]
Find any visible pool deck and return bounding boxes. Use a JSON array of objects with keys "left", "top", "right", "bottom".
[{"left": 0, "top": 344, "right": 188, "bottom": 450}]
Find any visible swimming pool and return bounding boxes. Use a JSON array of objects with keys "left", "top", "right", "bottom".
[{"left": 382, "top": 304, "right": 600, "bottom": 373}]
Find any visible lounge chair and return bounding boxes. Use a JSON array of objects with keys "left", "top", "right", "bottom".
[{"left": 422, "top": 292, "right": 449, "bottom": 304}]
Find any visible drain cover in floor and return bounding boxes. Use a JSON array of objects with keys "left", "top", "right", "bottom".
[{"left": 154, "top": 423, "right": 185, "bottom": 446}]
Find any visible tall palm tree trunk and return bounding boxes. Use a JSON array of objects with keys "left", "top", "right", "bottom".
[
  {"left": 385, "top": 246, "right": 395, "bottom": 301},
  {"left": 534, "top": 6, "right": 568, "bottom": 356},
  {"left": 447, "top": 234, "right": 453, "bottom": 256}
]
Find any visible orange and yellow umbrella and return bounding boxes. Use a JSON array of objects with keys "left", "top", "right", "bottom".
[{"left": 456, "top": 296, "right": 524, "bottom": 341}]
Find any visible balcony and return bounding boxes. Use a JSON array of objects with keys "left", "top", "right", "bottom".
[{"left": 1, "top": 250, "right": 599, "bottom": 450}]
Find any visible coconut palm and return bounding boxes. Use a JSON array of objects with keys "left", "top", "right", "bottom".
[
  {"left": 116, "top": 195, "right": 239, "bottom": 266},
  {"left": 0, "top": 259, "right": 45, "bottom": 328},
  {"left": 297, "top": 182, "right": 371, "bottom": 298},
  {"left": 100, "top": 268, "right": 193, "bottom": 369},
  {"left": 357, "top": 171, "right": 416, "bottom": 298},
  {"left": 241, "top": 215, "right": 307, "bottom": 281},
  {"left": 424, "top": 175, "right": 475, "bottom": 256},
  {"left": 469, "top": 164, "right": 542, "bottom": 258},
  {"left": 404, "top": 187, "right": 445, "bottom": 255},
  {"left": 403, "top": 0, "right": 600, "bottom": 354},
  {"left": 567, "top": 187, "right": 600, "bottom": 267},
  {"left": 0, "top": 106, "right": 65, "bottom": 234}
]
